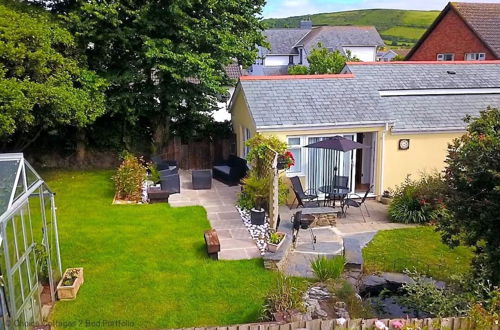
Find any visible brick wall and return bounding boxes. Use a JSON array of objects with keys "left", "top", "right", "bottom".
[{"left": 409, "top": 9, "right": 497, "bottom": 61}]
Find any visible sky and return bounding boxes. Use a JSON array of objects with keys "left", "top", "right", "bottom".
[{"left": 263, "top": 0, "right": 500, "bottom": 18}]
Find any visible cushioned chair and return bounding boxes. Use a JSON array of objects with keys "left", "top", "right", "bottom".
[
  {"left": 159, "top": 167, "right": 178, "bottom": 178},
  {"left": 212, "top": 155, "right": 248, "bottom": 184},
  {"left": 192, "top": 170, "right": 212, "bottom": 190},
  {"left": 151, "top": 155, "right": 178, "bottom": 172}
]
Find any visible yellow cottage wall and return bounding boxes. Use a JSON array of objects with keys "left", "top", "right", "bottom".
[
  {"left": 382, "top": 132, "right": 462, "bottom": 190},
  {"left": 230, "top": 89, "right": 463, "bottom": 196},
  {"left": 230, "top": 90, "right": 257, "bottom": 157}
]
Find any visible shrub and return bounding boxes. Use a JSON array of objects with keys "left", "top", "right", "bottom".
[
  {"left": 262, "top": 273, "right": 305, "bottom": 321},
  {"left": 147, "top": 162, "right": 160, "bottom": 184},
  {"left": 398, "top": 269, "right": 473, "bottom": 317},
  {"left": 113, "top": 153, "right": 147, "bottom": 201},
  {"left": 288, "top": 65, "right": 309, "bottom": 75},
  {"left": 311, "top": 255, "right": 346, "bottom": 282},
  {"left": 388, "top": 173, "right": 447, "bottom": 224}
]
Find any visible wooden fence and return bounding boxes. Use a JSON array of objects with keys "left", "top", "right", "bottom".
[
  {"left": 173, "top": 317, "right": 497, "bottom": 330},
  {"left": 160, "top": 135, "right": 236, "bottom": 169}
]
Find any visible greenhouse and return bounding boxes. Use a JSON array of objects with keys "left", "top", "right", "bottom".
[{"left": 0, "top": 154, "right": 62, "bottom": 329}]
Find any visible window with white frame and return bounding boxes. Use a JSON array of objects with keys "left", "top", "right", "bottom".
[
  {"left": 287, "top": 137, "right": 302, "bottom": 174},
  {"left": 465, "top": 53, "right": 486, "bottom": 61},
  {"left": 437, "top": 53, "right": 455, "bottom": 61}
]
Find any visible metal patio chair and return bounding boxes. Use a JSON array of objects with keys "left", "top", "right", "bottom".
[
  {"left": 290, "top": 176, "right": 319, "bottom": 208},
  {"left": 342, "top": 185, "right": 373, "bottom": 222}
]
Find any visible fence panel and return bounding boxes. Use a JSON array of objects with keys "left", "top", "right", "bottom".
[{"left": 161, "top": 135, "right": 235, "bottom": 169}]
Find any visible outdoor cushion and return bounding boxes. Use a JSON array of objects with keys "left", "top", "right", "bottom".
[{"left": 213, "top": 165, "right": 231, "bottom": 175}]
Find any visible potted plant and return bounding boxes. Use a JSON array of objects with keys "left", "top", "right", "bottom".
[
  {"left": 57, "top": 267, "right": 84, "bottom": 300},
  {"left": 242, "top": 174, "right": 269, "bottom": 225},
  {"left": 35, "top": 244, "right": 52, "bottom": 305},
  {"left": 380, "top": 189, "right": 393, "bottom": 205},
  {"left": 267, "top": 231, "right": 286, "bottom": 253},
  {"left": 277, "top": 151, "right": 295, "bottom": 170}
]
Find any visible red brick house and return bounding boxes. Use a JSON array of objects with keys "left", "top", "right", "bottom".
[{"left": 407, "top": 2, "right": 500, "bottom": 61}]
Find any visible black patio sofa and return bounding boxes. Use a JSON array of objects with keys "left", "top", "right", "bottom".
[{"left": 212, "top": 155, "right": 248, "bottom": 184}]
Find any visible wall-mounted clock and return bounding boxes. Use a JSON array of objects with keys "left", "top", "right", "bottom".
[{"left": 399, "top": 139, "right": 410, "bottom": 150}]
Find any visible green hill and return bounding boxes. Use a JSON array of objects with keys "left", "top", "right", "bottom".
[{"left": 263, "top": 9, "right": 440, "bottom": 48}]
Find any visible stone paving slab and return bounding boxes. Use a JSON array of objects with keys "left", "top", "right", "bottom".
[{"left": 168, "top": 171, "right": 259, "bottom": 260}]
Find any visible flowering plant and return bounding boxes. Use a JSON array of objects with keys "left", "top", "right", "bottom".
[{"left": 278, "top": 151, "right": 295, "bottom": 169}]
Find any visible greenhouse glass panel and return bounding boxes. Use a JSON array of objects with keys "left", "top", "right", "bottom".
[
  {"left": 0, "top": 160, "right": 20, "bottom": 215},
  {"left": 0, "top": 154, "right": 61, "bottom": 329}
]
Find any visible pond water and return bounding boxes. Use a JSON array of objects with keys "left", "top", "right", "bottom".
[{"left": 360, "top": 280, "right": 430, "bottom": 319}]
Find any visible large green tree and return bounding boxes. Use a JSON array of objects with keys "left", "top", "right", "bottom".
[
  {"left": 47, "top": 0, "right": 266, "bottom": 152},
  {"left": 0, "top": 0, "right": 106, "bottom": 151},
  {"left": 439, "top": 107, "right": 500, "bottom": 285}
]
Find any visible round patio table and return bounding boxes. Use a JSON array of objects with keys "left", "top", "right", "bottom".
[{"left": 318, "top": 186, "right": 350, "bottom": 210}]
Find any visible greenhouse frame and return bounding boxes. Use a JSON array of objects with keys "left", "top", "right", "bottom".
[{"left": 0, "top": 153, "right": 62, "bottom": 329}]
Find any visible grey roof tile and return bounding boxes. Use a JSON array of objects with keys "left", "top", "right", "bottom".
[{"left": 237, "top": 62, "right": 500, "bottom": 131}]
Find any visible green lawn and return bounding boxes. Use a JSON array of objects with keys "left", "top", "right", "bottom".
[
  {"left": 362, "top": 227, "right": 473, "bottom": 281},
  {"left": 45, "top": 170, "right": 275, "bottom": 329}
]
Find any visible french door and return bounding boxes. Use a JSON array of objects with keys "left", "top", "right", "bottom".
[{"left": 306, "top": 135, "right": 356, "bottom": 194}]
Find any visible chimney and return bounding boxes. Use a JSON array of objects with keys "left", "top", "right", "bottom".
[{"left": 299, "top": 19, "right": 312, "bottom": 29}]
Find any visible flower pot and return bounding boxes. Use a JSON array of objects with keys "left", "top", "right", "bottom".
[
  {"left": 267, "top": 232, "right": 286, "bottom": 253},
  {"left": 250, "top": 208, "right": 266, "bottom": 225},
  {"left": 57, "top": 267, "right": 84, "bottom": 300}
]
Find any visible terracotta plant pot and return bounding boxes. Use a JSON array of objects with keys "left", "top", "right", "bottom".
[
  {"left": 267, "top": 232, "right": 286, "bottom": 253},
  {"left": 57, "top": 268, "right": 84, "bottom": 300}
]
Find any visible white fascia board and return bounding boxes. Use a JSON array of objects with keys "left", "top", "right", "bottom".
[
  {"left": 257, "top": 121, "right": 390, "bottom": 132},
  {"left": 380, "top": 88, "right": 500, "bottom": 97}
]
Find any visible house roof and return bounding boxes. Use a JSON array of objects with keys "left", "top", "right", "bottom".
[
  {"left": 224, "top": 63, "right": 243, "bottom": 80},
  {"left": 262, "top": 26, "right": 384, "bottom": 56},
  {"left": 452, "top": 2, "right": 500, "bottom": 57},
  {"left": 298, "top": 26, "right": 385, "bottom": 54},
  {"left": 234, "top": 61, "right": 500, "bottom": 132},
  {"left": 407, "top": 2, "right": 500, "bottom": 59},
  {"left": 262, "top": 29, "right": 311, "bottom": 55}
]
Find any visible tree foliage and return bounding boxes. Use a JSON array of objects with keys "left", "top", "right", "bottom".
[
  {"left": 46, "top": 0, "right": 266, "bottom": 151},
  {"left": 0, "top": 0, "right": 106, "bottom": 150},
  {"left": 308, "top": 43, "right": 359, "bottom": 74},
  {"left": 440, "top": 107, "right": 500, "bottom": 285},
  {"left": 288, "top": 43, "right": 360, "bottom": 75}
]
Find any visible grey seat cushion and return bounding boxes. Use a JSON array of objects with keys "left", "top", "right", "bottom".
[{"left": 213, "top": 165, "right": 231, "bottom": 175}]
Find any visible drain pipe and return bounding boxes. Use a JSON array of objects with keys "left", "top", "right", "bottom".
[{"left": 379, "top": 123, "right": 389, "bottom": 196}]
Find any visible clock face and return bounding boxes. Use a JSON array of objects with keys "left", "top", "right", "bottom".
[{"left": 399, "top": 139, "right": 410, "bottom": 150}]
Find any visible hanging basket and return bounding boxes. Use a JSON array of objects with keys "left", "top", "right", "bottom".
[{"left": 277, "top": 159, "right": 288, "bottom": 170}]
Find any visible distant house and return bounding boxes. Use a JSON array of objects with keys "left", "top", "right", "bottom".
[
  {"left": 230, "top": 61, "right": 500, "bottom": 196},
  {"left": 249, "top": 21, "right": 385, "bottom": 75},
  {"left": 377, "top": 50, "right": 398, "bottom": 62},
  {"left": 377, "top": 49, "right": 410, "bottom": 62},
  {"left": 407, "top": 2, "right": 500, "bottom": 61}
]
